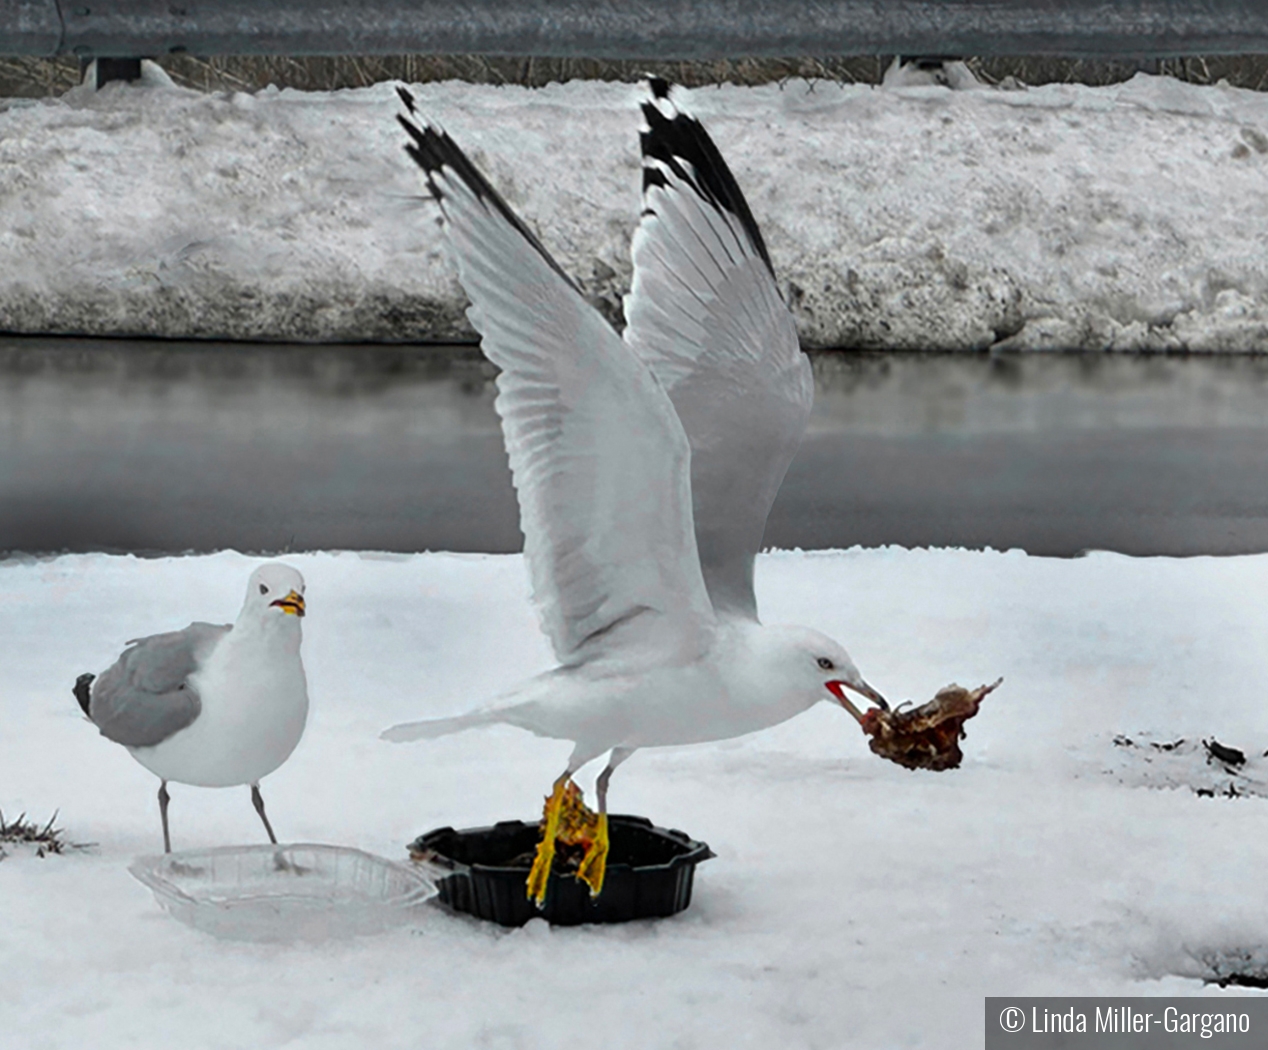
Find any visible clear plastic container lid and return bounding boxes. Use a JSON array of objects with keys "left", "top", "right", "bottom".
[{"left": 129, "top": 843, "right": 438, "bottom": 942}]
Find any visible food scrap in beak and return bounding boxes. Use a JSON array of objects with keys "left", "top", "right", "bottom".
[
  {"left": 270, "top": 590, "right": 306, "bottom": 617},
  {"left": 825, "top": 679, "right": 888, "bottom": 723},
  {"left": 859, "top": 678, "right": 1002, "bottom": 771}
]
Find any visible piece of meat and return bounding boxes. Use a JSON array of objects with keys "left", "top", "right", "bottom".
[{"left": 859, "top": 678, "right": 1002, "bottom": 771}]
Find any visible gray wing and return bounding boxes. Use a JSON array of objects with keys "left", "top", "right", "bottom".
[
  {"left": 89, "top": 622, "right": 230, "bottom": 747},
  {"left": 624, "top": 82, "right": 814, "bottom": 620}
]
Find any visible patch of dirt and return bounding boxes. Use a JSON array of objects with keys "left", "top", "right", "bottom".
[
  {"left": 1195, "top": 948, "right": 1268, "bottom": 988},
  {"left": 1104, "top": 734, "right": 1268, "bottom": 799}
]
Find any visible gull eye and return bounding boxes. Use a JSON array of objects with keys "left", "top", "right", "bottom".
[
  {"left": 259, "top": 584, "right": 269, "bottom": 595},
  {"left": 817, "top": 657, "right": 834, "bottom": 671}
]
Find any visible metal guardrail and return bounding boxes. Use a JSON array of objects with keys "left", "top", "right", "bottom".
[{"left": 3, "top": 1, "right": 1268, "bottom": 62}]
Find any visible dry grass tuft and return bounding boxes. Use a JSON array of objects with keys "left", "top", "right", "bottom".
[{"left": 0, "top": 809, "right": 93, "bottom": 859}]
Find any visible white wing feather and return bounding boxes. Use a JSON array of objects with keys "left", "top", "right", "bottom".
[
  {"left": 400, "top": 106, "right": 716, "bottom": 666},
  {"left": 624, "top": 85, "right": 813, "bottom": 620}
]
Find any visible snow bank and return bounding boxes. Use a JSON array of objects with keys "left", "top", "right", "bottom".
[
  {"left": 3, "top": 548, "right": 1267, "bottom": 1049},
  {"left": 3, "top": 68, "right": 1268, "bottom": 348}
]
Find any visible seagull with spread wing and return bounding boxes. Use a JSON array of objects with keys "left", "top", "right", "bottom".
[{"left": 384, "top": 80, "right": 887, "bottom": 903}]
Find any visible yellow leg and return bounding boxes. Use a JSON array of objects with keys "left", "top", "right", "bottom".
[
  {"left": 575, "top": 811, "right": 609, "bottom": 899},
  {"left": 526, "top": 775, "right": 569, "bottom": 906}
]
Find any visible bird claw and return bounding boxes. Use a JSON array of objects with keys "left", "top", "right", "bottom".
[
  {"left": 527, "top": 777, "right": 569, "bottom": 906},
  {"left": 575, "top": 812, "right": 609, "bottom": 898},
  {"left": 526, "top": 841, "right": 555, "bottom": 907}
]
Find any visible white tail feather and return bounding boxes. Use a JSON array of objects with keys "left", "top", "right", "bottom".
[{"left": 380, "top": 709, "right": 495, "bottom": 743}]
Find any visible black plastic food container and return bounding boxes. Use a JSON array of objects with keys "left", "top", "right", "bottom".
[{"left": 410, "top": 814, "right": 714, "bottom": 927}]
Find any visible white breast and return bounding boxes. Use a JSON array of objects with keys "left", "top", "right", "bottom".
[{"left": 128, "top": 628, "right": 308, "bottom": 788}]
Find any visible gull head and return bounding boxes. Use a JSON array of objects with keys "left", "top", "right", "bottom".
[
  {"left": 241, "top": 563, "right": 306, "bottom": 624},
  {"left": 766, "top": 625, "right": 887, "bottom": 720}
]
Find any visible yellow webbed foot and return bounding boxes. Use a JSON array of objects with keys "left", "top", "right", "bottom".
[
  {"left": 527, "top": 778, "right": 610, "bottom": 905},
  {"left": 575, "top": 811, "right": 609, "bottom": 899},
  {"left": 526, "top": 776, "right": 569, "bottom": 906}
]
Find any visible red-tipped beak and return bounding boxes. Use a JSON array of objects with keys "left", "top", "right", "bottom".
[
  {"left": 826, "top": 679, "right": 888, "bottom": 723},
  {"left": 270, "top": 590, "right": 306, "bottom": 617}
]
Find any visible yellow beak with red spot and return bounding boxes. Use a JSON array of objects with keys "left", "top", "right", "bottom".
[{"left": 270, "top": 590, "right": 306, "bottom": 617}]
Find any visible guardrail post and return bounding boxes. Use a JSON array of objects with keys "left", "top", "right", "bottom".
[{"left": 81, "top": 56, "right": 144, "bottom": 87}]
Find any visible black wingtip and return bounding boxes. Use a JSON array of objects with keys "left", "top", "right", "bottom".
[
  {"left": 73, "top": 673, "right": 94, "bottom": 717},
  {"left": 395, "top": 99, "right": 582, "bottom": 292},
  {"left": 647, "top": 75, "right": 671, "bottom": 100},
  {"left": 396, "top": 112, "right": 449, "bottom": 183},
  {"left": 638, "top": 84, "right": 776, "bottom": 277},
  {"left": 396, "top": 84, "right": 416, "bottom": 113},
  {"left": 642, "top": 165, "right": 669, "bottom": 192}
]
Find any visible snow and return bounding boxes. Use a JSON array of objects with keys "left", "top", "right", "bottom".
[
  {"left": 5, "top": 68, "right": 1268, "bottom": 349},
  {"left": 3, "top": 547, "right": 1267, "bottom": 1048}
]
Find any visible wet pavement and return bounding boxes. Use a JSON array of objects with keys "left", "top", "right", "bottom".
[{"left": 5, "top": 336, "right": 1268, "bottom": 557}]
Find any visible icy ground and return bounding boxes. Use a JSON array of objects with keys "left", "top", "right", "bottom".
[
  {"left": 3, "top": 548, "right": 1268, "bottom": 1048},
  {"left": 5, "top": 70, "right": 1268, "bottom": 349}
]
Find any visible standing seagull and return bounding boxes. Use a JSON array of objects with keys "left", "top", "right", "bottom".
[
  {"left": 385, "top": 81, "right": 887, "bottom": 902},
  {"left": 74, "top": 563, "right": 309, "bottom": 853}
]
